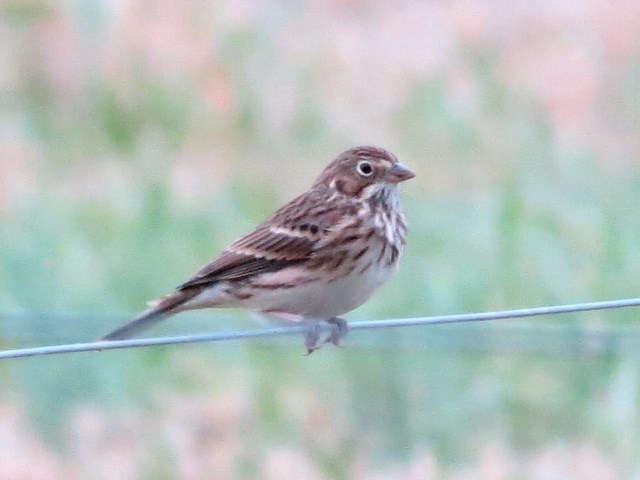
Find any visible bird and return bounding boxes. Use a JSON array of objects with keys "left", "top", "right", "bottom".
[{"left": 100, "top": 146, "right": 414, "bottom": 353}]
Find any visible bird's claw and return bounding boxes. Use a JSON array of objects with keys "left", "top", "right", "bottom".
[
  {"left": 304, "top": 322, "right": 321, "bottom": 355},
  {"left": 303, "top": 317, "right": 348, "bottom": 355},
  {"left": 323, "top": 317, "right": 349, "bottom": 347}
]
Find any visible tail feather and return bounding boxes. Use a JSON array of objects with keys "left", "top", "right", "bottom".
[
  {"left": 99, "top": 289, "right": 199, "bottom": 341},
  {"left": 100, "top": 309, "right": 169, "bottom": 341}
]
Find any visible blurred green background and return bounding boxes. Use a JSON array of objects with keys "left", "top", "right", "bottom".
[{"left": 1, "top": 1, "right": 640, "bottom": 479}]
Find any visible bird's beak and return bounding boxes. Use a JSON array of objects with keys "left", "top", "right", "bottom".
[{"left": 387, "top": 162, "right": 415, "bottom": 183}]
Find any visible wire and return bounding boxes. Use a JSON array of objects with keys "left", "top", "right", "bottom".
[{"left": 0, "top": 297, "right": 639, "bottom": 360}]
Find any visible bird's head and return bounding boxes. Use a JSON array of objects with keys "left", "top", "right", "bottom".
[{"left": 314, "top": 146, "right": 415, "bottom": 200}]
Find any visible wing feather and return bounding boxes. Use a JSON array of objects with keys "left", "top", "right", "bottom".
[
  {"left": 177, "top": 230, "right": 314, "bottom": 289},
  {"left": 177, "top": 188, "right": 349, "bottom": 290}
]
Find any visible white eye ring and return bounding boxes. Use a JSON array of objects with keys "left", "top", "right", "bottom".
[{"left": 356, "top": 160, "right": 374, "bottom": 177}]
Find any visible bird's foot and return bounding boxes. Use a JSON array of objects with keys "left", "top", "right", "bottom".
[
  {"left": 303, "top": 322, "right": 321, "bottom": 355},
  {"left": 303, "top": 317, "right": 349, "bottom": 355},
  {"left": 323, "top": 317, "right": 349, "bottom": 348}
]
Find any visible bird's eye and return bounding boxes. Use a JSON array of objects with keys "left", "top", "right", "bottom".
[{"left": 356, "top": 160, "right": 374, "bottom": 177}]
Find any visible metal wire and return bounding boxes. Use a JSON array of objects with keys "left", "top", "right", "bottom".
[{"left": 0, "top": 297, "right": 639, "bottom": 360}]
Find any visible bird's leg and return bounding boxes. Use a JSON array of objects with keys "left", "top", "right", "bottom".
[
  {"left": 304, "top": 321, "right": 321, "bottom": 355},
  {"left": 323, "top": 317, "right": 348, "bottom": 347}
]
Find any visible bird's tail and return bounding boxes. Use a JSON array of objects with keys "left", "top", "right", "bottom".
[{"left": 99, "top": 289, "right": 199, "bottom": 341}]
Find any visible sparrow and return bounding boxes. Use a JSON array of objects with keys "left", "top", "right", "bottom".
[{"left": 100, "top": 146, "right": 414, "bottom": 353}]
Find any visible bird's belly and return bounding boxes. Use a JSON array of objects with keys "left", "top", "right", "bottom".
[
  {"left": 245, "top": 244, "right": 399, "bottom": 319},
  {"left": 185, "top": 241, "right": 401, "bottom": 320}
]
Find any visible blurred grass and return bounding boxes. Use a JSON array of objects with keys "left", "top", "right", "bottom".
[{"left": 1, "top": 1, "right": 640, "bottom": 478}]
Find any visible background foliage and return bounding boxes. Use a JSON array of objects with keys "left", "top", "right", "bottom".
[{"left": 1, "top": 1, "right": 640, "bottom": 478}]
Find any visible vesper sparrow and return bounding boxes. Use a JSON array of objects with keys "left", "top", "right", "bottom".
[{"left": 101, "top": 146, "right": 414, "bottom": 353}]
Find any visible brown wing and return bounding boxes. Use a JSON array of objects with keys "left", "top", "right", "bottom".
[
  {"left": 176, "top": 187, "right": 349, "bottom": 290},
  {"left": 177, "top": 227, "right": 315, "bottom": 289}
]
